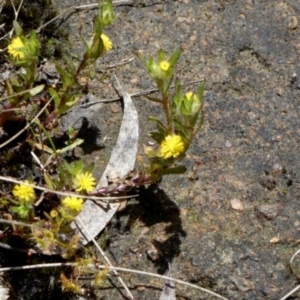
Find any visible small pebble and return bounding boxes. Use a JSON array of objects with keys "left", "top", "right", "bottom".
[
  {"left": 257, "top": 203, "right": 282, "bottom": 220},
  {"left": 270, "top": 237, "right": 280, "bottom": 244},
  {"left": 287, "top": 15, "right": 298, "bottom": 30},
  {"left": 231, "top": 198, "right": 244, "bottom": 211},
  {"left": 225, "top": 140, "right": 232, "bottom": 148}
]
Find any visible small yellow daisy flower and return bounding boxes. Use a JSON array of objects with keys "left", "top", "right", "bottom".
[
  {"left": 160, "top": 134, "right": 185, "bottom": 159},
  {"left": 13, "top": 181, "right": 35, "bottom": 202},
  {"left": 159, "top": 60, "right": 170, "bottom": 72},
  {"left": 7, "top": 37, "right": 25, "bottom": 60},
  {"left": 62, "top": 196, "right": 83, "bottom": 212},
  {"left": 73, "top": 172, "right": 96, "bottom": 193},
  {"left": 101, "top": 34, "right": 113, "bottom": 52}
]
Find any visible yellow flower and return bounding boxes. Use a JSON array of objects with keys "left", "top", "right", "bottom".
[
  {"left": 50, "top": 209, "right": 58, "bottom": 218},
  {"left": 7, "top": 37, "right": 25, "bottom": 60},
  {"left": 101, "top": 34, "right": 113, "bottom": 52},
  {"left": 159, "top": 60, "right": 170, "bottom": 72},
  {"left": 62, "top": 196, "right": 83, "bottom": 212},
  {"left": 185, "top": 91, "right": 198, "bottom": 101},
  {"left": 13, "top": 181, "right": 35, "bottom": 202},
  {"left": 73, "top": 172, "right": 96, "bottom": 193},
  {"left": 160, "top": 134, "right": 185, "bottom": 159}
]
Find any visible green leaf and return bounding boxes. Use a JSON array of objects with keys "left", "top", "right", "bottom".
[
  {"left": 150, "top": 132, "right": 165, "bottom": 144},
  {"left": 29, "top": 84, "right": 45, "bottom": 96},
  {"left": 13, "top": 21, "right": 23, "bottom": 36},
  {"left": 143, "top": 95, "right": 163, "bottom": 104},
  {"left": 161, "top": 165, "right": 186, "bottom": 175},
  {"left": 62, "top": 160, "right": 73, "bottom": 175},
  {"left": 163, "top": 76, "right": 173, "bottom": 95},
  {"left": 11, "top": 204, "right": 30, "bottom": 219},
  {"left": 193, "top": 112, "right": 204, "bottom": 135},
  {"left": 168, "top": 49, "right": 181, "bottom": 66},
  {"left": 44, "top": 173, "right": 54, "bottom": 190},
  {"left": 55, "top": 65, "right": 74, "bottom": 88},
  {"left": 5, "top": 80, "right": 14, "bottom": 96},
  {"left": 148, "top": 116, "right": 166, "bottom": 133},
  {"left": 65, "top": 95, "right": 80, "bottom": 107},
  {"left": 63, "top": 160, "right": 85, "bottom": 176},
  {"left": 157, "top": 49, "right": 165, "bottom": 62},
  {"left": 59, "top": 139, "right": 84, "bottom": 154},
  {"left": 48, "top": 88, "right": 60, "bottom": 109},
  {"left": 84, "top": 163, "right": 95, "bottom": 174},
  {"left": 197, "top": 81, "right": 205, "bottom": 101}
]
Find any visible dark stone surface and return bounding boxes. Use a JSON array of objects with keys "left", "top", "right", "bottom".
[
  {"left": 55, "top": 0, "right": 300, "bottom": 299},
  {"left": 3, "top": 0, "right": 300, "bottom": 299}
]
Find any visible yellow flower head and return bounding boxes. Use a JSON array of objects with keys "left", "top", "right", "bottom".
[
  {"left": 13, "top": 181, "right": 35, "bottom": 202},
  {"left": 185, "top": 91, "right": 198, "bottom": 101},
  {"left": 7, "top": 37, "right": 25, "bottom": 60},
  {"left": 159, "top": 60, "right": 170, "bottom": 72},
  {"left": 160, "top": 134, "right": 185, "bottom": 159},
  {"left": 62, "top": 196, "right": 83, "bottom": 212},
  {"left": 101, "top": 34, "right": 113, "bottom": 52},
  {"left": 73, "top": 172, "right": 96, "bottom": 193}
]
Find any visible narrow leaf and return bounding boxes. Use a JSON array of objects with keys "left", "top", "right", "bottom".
[
  {"left": 144, "top": 95, "right": 163, "bottom": 104},
  {"left": 58, "top": 139, "right": 84, "bottom": 154},
  {"left": 169, "top": 48, "right": 181, "bottom": 66},
  {"left": 44, "top": 173, "right": 54, "bottom": 190},
  {"left": 161, "top": 165, "right": 186, "bottom": 175}
]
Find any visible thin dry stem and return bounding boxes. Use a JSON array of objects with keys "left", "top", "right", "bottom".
[
  {"left": 279, "top": 285, "right": 300, "bottom": 300},
  {"left": 0, "top": 91, "right": 49, "bottom": 149},
  {"left": 76, "top": 217, "right": 134, "bottom": 300},
  {"left": 0, "top": 175, "right": 137, "bottom": 203},
  {"left": 80, "top": 79, "right": 205, "bottom": 107},
  {"left": 0, "top": 262, "right": 229, "bottom": 300}
]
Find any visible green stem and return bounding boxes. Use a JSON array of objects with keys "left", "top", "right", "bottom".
[{"left": 162, "top": 94, "right": 172, "bottom": 134}]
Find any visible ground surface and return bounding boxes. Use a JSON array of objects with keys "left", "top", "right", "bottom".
[{"left": 3, "top": 0, "right": 300, "bottom": 299}]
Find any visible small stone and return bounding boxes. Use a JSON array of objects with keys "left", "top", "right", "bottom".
[
  {"left": 270, "top": 237, "right": 280, "bottom": 244},
  {"left": 230, "top": 198, "right": 244, "bottom": 211},
  {"left": 225, "top": 140, "right": 232, "bottom": 148},
  {"left": 287, "top": 15, "right": 298, "bottom": 30},
  {"left": 257, "top": 203, "right": 283, "bottom": 220},
  {"left": 146, "top": 249, "right": 160, "bottom": 261}
]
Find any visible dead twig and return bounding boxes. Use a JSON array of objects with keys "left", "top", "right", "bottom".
[
  {"left": 79, "top": 79, "right": 205, "bottom": 107},
  {"left": 0, "top": 262, "right": 229, "bottom": 300}
]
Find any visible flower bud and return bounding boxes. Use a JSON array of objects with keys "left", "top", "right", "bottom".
[
  {"left": 184, "top": 91, "right": 201, "bottom": 115},
  {"left": 99, "top": 0, "right": 115, "bottom": 26}
]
